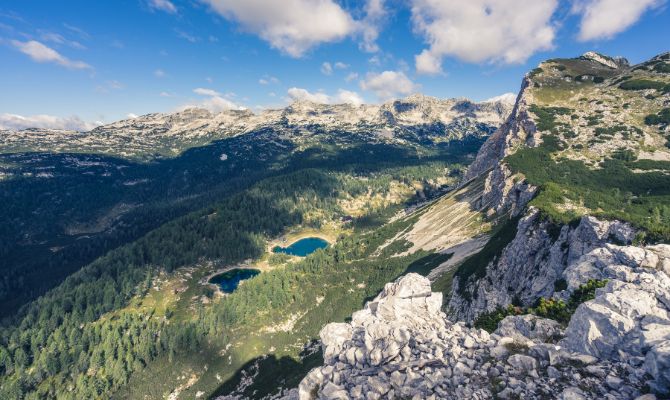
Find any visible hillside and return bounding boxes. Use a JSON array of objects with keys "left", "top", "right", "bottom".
[
  {"left": 0, "top": 95, "right": 510, "bottom": 399},
  {"left": 0, "top": 94, "right": 511, "bottom": 317},
  {"left": 289, "top": 51, "right": 670, "bottom": 399}
]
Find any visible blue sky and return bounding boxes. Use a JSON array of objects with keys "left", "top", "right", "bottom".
[{"left": 0, "top": 0, "right": 668, "bottom": 130}]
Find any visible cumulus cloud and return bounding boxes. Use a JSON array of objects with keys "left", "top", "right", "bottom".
[
  {"left": 179, "top": 88, "right": 245, "bottom": 112},
  {"left": 572, "top": 0, "right": 664, "bottom": 41},
  {"left": 201, "top": 0, "right": 356, "bottom": 57},
  {"left": 0, "top": 113, "right": 100, "bottom": 131},
  {"left": 287, "top": 87, "right": 365, "bottom": 105},
  {"left": 334, "top": 62, "right": 349, "bottom": 69},
  {"left": 287, "top": 87, "right": 331, "bottom": 104},
  {"left": 410, "top": 0, "right": 558, "bottom": 74},
  {"left": 127, "top": 113, "right": 139, "bottom": 119},
  {"left": 335, "top": 89, "right": 364, "bottom": 105},
  {"left": 148, "top": 0, "right": 178, "bottom": 14},
  {"left": 11, "top": 40, "right": 92, "bottom": 70},
  {"left": 154, "top": 69, "right": 167, "bottom": 78},
  {"left": 360, "top": 70, "right": 418, "bottom": 100},
  {"left": 321, "top": 62, "right": 333, "bottom": 75}
]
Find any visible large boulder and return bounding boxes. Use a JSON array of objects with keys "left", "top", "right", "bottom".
[{"left": 495, "top": 314, "right": 563, "bottom": 342}]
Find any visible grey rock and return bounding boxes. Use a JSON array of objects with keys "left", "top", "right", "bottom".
[{"left": 507, "top": 354, "right": 538, "bottom": 372}]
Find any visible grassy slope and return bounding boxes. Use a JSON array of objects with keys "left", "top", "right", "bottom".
[{"left": 508, "top": 54, "right": 670, "bottom": 241}]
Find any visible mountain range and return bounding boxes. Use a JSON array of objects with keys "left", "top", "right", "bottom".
[{"left": 0, "top": 51, "right": 669, "bottom": 400}]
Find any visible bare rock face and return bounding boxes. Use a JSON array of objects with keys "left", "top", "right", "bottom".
[
  {"left": 580, "top": 51, "right": 630, "bottom": 69},
  {"left": 463, "top": 78, "right": 540, "bottom": 218},
  {"left": 292, "top": 273, "right": 659, "bottom": 400},
  {"left": 448, "top": 212, "right": 638, "bottom": 322},
  {"left": 560, "top": 244, "right": 670, "bottom": 393}
]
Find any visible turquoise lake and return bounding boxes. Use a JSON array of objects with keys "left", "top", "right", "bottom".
[
  {"left": 208, "top": 268, "right": 260, "bottom": 293},
  {"left": 272, "top": 237, "right": 329, "bottom": 257}
]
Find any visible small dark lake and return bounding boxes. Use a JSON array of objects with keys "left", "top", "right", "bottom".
[
  {"left": 208, "top": 268, "right": 260, "bottom": 293},
  {"left": 272, "top": 237, "right": 329, "bottom": 257}
]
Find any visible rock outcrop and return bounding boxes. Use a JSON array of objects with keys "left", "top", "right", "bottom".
[
  {"left": 448, "top": 211, "right": 637, "bottom": 322},
  {"left": 291, "top": 272, "right": 668, "bottom": 399}
]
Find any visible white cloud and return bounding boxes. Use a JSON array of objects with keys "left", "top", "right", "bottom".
[
  {"left": 148, "top": 0, "right": 178, "bottom": 14},
  {"left": 201, "top": 0, "right": 356, "bottom": 57},
  {"left": 360, "top": 0, "right": 387, "bottom": 52},
  {"left": 335, "top": 89, "right": 364, "bottom": 105},
  {"left": 63, "top": 23, "right": 90, "bottom": 39},
  {"left": 154, "top": 69, "right": 167, "bottom": 78},
  {"left": 410, "top": 0, "right": 558, "bottom": 74},
  {"left": 572, "top": 0, "right": 664, "bottom": 41},
  {"left": 0, "top": 113, "right": 100, "bottom": 131},
  {"left": 286, "top": 88, "right": 364, "bottom": 105},
  {"left": 11, "top": 40, "right": 92, "bottom": 70},
  {"left": 180, "top": 88, "right": 245, "bottom": 112},
  {"left": 345, "top": 72, "right": 359, "bottom": 82},
  {"left": 39, "top": 31, "right": 86, "bottom": 50},
  {"left": 95, "top": 80, "right": 124, "bottom": 93},
  {"left": 160, "top": 91, "right": 175, "bottom": 97},
  {"left": 287, "top": 87, "right": 331, "bottom": 104},
  {"left": 127, "top": 113, "right": 139, "bottom": 119},
  {"left": 193, "top": 87, "right": 221, "bottom": 97},
  {"left": 334, "top": 62, "right": 349, "bottom": 69},
  {"left": 360, "top": 70, "right": 418, "bottom": 100},
  {"left": 415, "top": 50, "right": 443, "bottom": 75},
  {"left": 321, "top": 62, "right": 333, "bottom": 75},
  {"left": 175, "top": 29, "right": 198, "bottom": 43},
  {"left": 259, "top": 76, "right": 279, "bottom": 85}
]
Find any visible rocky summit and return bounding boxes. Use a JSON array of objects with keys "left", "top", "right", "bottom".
[{"left": 290, "top": 264, "right": 668, "bottom": 400}]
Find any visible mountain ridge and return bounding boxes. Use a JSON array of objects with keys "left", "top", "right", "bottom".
[{"left": 285, "top": 50, "right": 670, "bottom": 400}]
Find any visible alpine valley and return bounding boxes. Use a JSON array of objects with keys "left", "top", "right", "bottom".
[{"left": 1, "top": 51, "right": 670, "bottom": 400}]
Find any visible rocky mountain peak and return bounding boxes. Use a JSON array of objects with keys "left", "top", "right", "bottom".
[{"left": 580, "top": 51, "right": 630, "bottom": 69}]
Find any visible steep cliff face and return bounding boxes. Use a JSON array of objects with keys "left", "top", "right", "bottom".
[
  {"left": 448, "top": 50, "right": 670, "bottom": 320},
  {"left": 448, "top": 211, "right": 637, "bottom": 322}
]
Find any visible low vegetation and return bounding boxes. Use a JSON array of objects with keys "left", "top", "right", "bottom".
[
  {"left": 506, "top": 134, "right": 670, "bottom": 241},
  {"left": 474, "top": 279, "right": 609, "bottom": 332}
]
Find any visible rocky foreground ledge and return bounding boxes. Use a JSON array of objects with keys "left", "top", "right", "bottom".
[{"left": 285, "top": 250, "right": 670, "bottom": 400}]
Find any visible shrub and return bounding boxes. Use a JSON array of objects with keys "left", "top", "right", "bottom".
[
  {"left": 619, "top": 79, "right": 669, "bottom": 93},
  {"left": 474, "top": 280, "right": 609, "bottom": 331},
  {"left": 653, "top": 63, "right": 670, "bottom": 73},
  {"left": 645, "top": 108, "right": 670, "bottom": 126}
]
